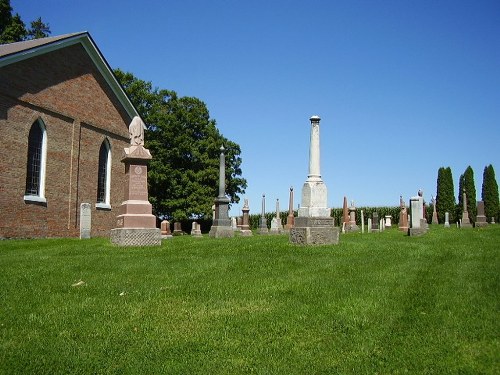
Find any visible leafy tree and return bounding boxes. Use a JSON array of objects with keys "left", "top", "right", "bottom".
[
  {"left": 436, "top": 167, "right": 456, "bottom": 223},
  {"left": 481, "top": 164, "right": 499, "bottom": 222},
  {"left": 458, "top": 166, "right": 477, "bottom": 223},
  {"left": 114, "top": 69, "right": 247, "bottom": 220},
  {"left": 0, "top": 0, "right": 50, "bottom": 43}
]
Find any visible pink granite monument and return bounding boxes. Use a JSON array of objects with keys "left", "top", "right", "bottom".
[{"left": 110, "top": 117, "right": 161, "bottom": 246}]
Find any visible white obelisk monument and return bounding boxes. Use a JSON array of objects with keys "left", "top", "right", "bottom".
[{"left": 290, "top": 115, "right": 339, "bottom": 245}]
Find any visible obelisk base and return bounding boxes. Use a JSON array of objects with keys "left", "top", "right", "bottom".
[
  {"left": 461, "top": 212, "right": 472, "bottom": 228},
  {"left": 209, "top": 196, "right": 234, "bottom": 238},
  {"left": 290, "top": 217, "right": 339, "bottom": 245},
  {"left": 110, "top": 228, "right": 161, "bottom": 246}
]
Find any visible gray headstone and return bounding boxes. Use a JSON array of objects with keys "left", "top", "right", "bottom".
[
  {"left": 80, "top": 203, "right": 91, "bottom": 239},
  {"left": 444, "top": 212, "right": 450, "bottom": 228}
]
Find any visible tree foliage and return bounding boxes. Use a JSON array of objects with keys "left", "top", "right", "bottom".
[
  {"left": 481, "top": 164, "right": 499, "bottom": 222},
  {"left": 0, "top": 0, "right": 50, "bottom": 43},
  {"left": 458, "top": 166, "right": 477, "bottom": 223},
  {"left": 114, "top": 69, "right": 247, "bottom": 220},
  {"left": 436, "top": 167, "right": 456, "bottom": 224}
]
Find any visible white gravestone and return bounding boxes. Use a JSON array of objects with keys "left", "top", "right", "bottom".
[{"left": 80, "top": 203, "right": 91, "bottom": 239}]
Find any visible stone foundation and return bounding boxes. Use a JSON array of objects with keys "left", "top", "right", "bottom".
[
  {"left": 110, "top": 228, "right": 161, "bottom": 246},
  {"left": 290, "top": 217, "right": 339, "bottom": 245}
]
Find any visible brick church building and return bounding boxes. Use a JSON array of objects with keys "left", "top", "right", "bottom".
[{"left": 0, "top": 32, "right": 143, "bottom": 238}]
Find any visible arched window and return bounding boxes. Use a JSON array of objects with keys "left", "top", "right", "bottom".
[
  {"left": 96, "top": 138, "right": 111, "bottom": 209},
  {"left": 24, "top": 119, "right": 47, "bottom": 203}
]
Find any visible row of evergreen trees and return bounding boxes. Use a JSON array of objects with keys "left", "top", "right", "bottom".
[{"left": 436, "top": 165, "right": 499, "bottom": 224}]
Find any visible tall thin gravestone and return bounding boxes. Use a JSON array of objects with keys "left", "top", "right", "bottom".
[
  {"left": 361, "top": 209, "right": 365, "bottom": 233},
  {"left": 240, "top": 199, "right": 252, "bottom": 236},
  {"left": 258, "top": 194, "right": 269, "bottom": 234},
  {"left": 347, "top": 201, "right": 359, "bottom": 232},
  {"left": 290, "top": 115, "right": 339, "bottom": 245},
  {"left": 399, "top": 195, "right": 409, "bottom": 232},
  {"left": 444, "top": 212, "right": 450, "bottom": 228},
  {"left": 209, "top": 146, "right": 234, "bottom": 238},
  {"left": 80, "top": 203, "right": 91, "bottom": 239},
  {"left": 431, "top": 195, "right": 438, "bottom": 224},
  {"left": 110, "top": 116, "right": 161, "bottom": 246},
  {"left": 285, "top": 187, "right": 295, "bottom": 231},
  {"left": 461, "top": 188, "right": 472, "bottom": 228}
]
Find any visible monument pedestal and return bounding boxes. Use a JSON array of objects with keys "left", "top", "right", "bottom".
[
  {"left": 209, "top": 196, "right": 234, "bottom": 238},
  {"left": 461, "top": 212, "right": 472, "bottom": 228},
  {"left": 111, "top": 145, "right": 160, "bottom": 246},
  {"left": 290, "top": 217, "right": 339, "bottom": 245}
]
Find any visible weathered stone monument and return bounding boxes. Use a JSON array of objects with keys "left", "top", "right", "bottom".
[
  {"left": 342, "top": 196, "right": 349, "bottom": 228},
  {"left": 161, "top": 220, "right": 172, "bottom": 238},
  {"left": 444, "top": 212, "right": 450, "bottom": 228},
  {"left": 284, "top": 187, "right": 295, "bottom": 231},
  {"left": 270, "top": 199, "right": 283, "bottom": 234},
  {"left": 408, "top": 192, "right": 427, "bottom": 236},
  {"left": 384, "top": 215, "right": 392, "bottom": 227},
  {"left": 240, "top": 199, "right": 252, "bottom": 236},
  {"left": 173, "top": 222, "right": 183, "bottom": 235},
  {"left": 290, "top": 115, "right": 339, "bottom": 245},
  {"left": 399, "top": 195, "right": 409, "bottom": 232},
  {"left": 209, "top": 146, "right": 234, "bottom": 238},
  {"left": 110, "top": 116, "right": 161, "bottom": 246},
  {"left": 461, "top": 189, "right": 472, "bottom": 228},
  {"left": 475, "top": 201, "right": 487, "bottom": 227},
  {"left": 367, "top": 218, "right": 372, "bottom": 233},
  {"left": 258, "top": 194, "right": 269, "bottom": 234},
  {"left": 372, "top": 212, "right": 379, "bottom": 231},
  {"left": 360, "top": 209, "right": 365, "bottom": 233},
  {"left": 347, "top": 200, "right": 359, "bottom": 232},
  {"left": 431, "top": 195, "right": 439, "bottom": 224},
  {"left": 80, "top": 202, "right": 91, "bottom": 239},
  {"left": 191, "top": 222, "right": 202, "bottom": 237}
]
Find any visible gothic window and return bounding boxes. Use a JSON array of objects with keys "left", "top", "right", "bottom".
[
  {"left": 24, "top": 119, "right": 47, "bottom": 202},
  {"left": 96, "top": 138, "right": 111, "bottom": 209}
]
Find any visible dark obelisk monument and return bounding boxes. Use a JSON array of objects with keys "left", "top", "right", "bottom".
[
  {"left": 209, "top": 146, "right": 234, "bottom": 238},
  {"left": 290, "top": 115, "right": 339, "bottom": 245}
]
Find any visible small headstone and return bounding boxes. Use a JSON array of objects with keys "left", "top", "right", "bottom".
[
  {"left": 475, "top": 201, "right": 487, "bottom": 227},
  {"left": 492, "top": 217, "right": 496, "bottom": 224},
  {"left": 380, "top": 218, "right": 384, "bottom": 231},
  {"left": 191, "top": 222, "right": 202, "bottom": 237},
  {"left": 80, "top": 203, "right": 91, "bottom": 239},
  {"left": 161, "top": 220, "right": 172, "bottom": 237},
  {"left": 384, "top": 215, "right": 392, "bottom": 227},
  {"left": 367, "top": 218, "right": 372, "bottom": 233},
  {"left": 444, "top": 212, "right": 450, "bottom": 228},
  {"left": 231, "top": 217, "right": 238, "bottom": 231},
  {"left": 173, "top": 222, "right": 183, "bottom": 235}
]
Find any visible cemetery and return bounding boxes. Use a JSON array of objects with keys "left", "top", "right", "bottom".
[{"left": 1, "top": 6, "right": 499, "bottom": 373}]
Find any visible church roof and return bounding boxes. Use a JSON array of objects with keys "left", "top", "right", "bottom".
[{"left": 0, "top": 32, "right": 140, "bottom": 121}]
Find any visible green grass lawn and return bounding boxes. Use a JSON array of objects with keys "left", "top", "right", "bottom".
[{"left": 1, "top": 226, "right": 499, "bottom": 374}]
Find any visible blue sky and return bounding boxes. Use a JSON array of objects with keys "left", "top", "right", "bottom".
[{"left": 14, "top": 0, "right": 500, "bottom": 216}]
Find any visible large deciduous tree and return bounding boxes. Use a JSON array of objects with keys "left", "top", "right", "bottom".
[
  {"left": 114, "top": 69, "right": 247, "bottom": 220},
  {"left": 481, "top": 164, "right": 499, "bottom": 223},
  {"left": 436, "top": 167, "right": 456, "bottom": 223},
  {"left": 458, "top": 166, "right": 477, "bottom": 223},
  {"left": 0, "top": 0, "right": 50, "bottom": 43}
]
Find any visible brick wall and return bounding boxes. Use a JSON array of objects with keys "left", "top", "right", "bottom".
[{"left": 0, "top": 43, "right": 134, "bottom": 238}]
